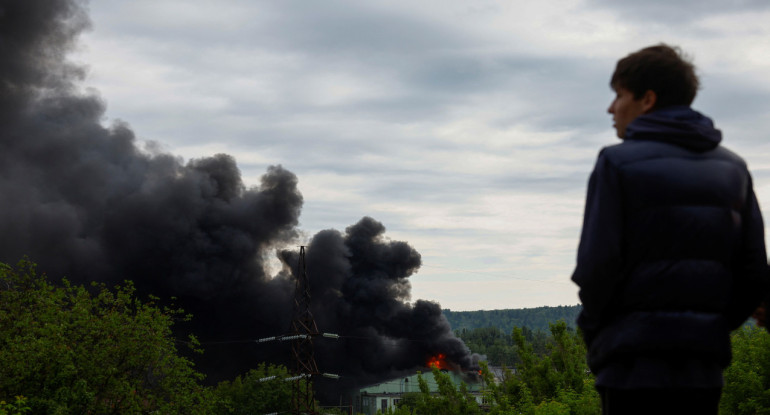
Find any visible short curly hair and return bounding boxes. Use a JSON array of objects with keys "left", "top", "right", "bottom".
[{"left": 610, "top": 44, "right": 699, "bottom": 109}]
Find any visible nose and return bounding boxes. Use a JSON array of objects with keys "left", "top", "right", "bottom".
[{"left": 607, "top": 99, "right": 615, "bottom": 114}]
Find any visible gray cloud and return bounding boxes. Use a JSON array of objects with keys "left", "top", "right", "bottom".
[
  {"left": 69, "top": 0, "right": 770, "bottom": 317},
  {"left": 585, "top": 0, "right": 770, "bottom": 24}
]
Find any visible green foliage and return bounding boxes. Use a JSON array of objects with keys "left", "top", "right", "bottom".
[
  {"left": 0, "top": 396, "right": 31, "bottom": 415},
  {"left": 444, "top": 305, "right": 581, "bottom": 333},
  {"left": 399, "top": 322, "right": 598, "bottom": 415},
  {"left": 534, "top": 399, "right": 570, "bottom": 415},
  {"left": 721, "top": 325, "right": 770, "bottom": 414},
  {"left": 0, "top": 258, "right": 212, "bottom": 414},
  {"left": 211, "top": 363, "right": 302, "bottom": 414},
  {"left": 511, "top": 322, "right": 590, "bottom": 402},
  {"left": 457, "top": 327, "right": 516, "bottom": 367},
  {"left": 318, "top": 407, "right": 350, "bottom": 415},
  {"left": 452, "top": 313, "right": 770, "bottom": 415},
  {"left": 457, "top": 326, "right": 550, "bottom": 367},
  {"left": 389, "top": 368, "right": 481, "bottom": 415},
  {"left": 478, "top": 361, "right": 522, "bottom": 415},
  {"left": 418, "top": 368, "right": 482, "bottom": 414},
  {"left": 392, "top": 392, "right": 421, "bottom": 414},
  {"left": 480, "top": 322, "right": 599, "bottom": 415}
]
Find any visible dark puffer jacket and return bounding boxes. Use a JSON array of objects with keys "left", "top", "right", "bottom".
[{"left": 572, "top": 106, "right": 768, "bottom": 388}]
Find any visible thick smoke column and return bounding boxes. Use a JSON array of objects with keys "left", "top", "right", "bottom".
[
  {"left": 282, "top": 217, "right": 480, "bottom": 398},
  {"left": 0, "top": 0, "right": 478, "bottom": 401},
  {"left": 0, "top": 0, "right": 302, "bottom": 295},
  {"left": 0, "top": 0, "right": 300, "bottom": 379}
]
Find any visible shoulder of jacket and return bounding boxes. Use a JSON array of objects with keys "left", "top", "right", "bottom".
[
  {"left": 595, "top": 141, "right": 633, "bottom": 168},
  {"left": 599, "top": 140, "right": 748, "bottom": 170},
  {"left": 712, "top": 145, "right": 749, "bottom": 168}
]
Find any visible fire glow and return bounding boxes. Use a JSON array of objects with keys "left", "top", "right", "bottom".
[{"left": 426, "top": 353, "right": 449, "bottom": 370}]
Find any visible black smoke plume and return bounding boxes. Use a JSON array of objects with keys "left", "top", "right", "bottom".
[
  {"left": 282, "top": 217, "right": 480, "bottom": 400},
  {"left": 0, "top": 0, "right": 478, "bottom": 402}
]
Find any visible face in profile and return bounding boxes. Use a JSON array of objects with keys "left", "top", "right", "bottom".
[{"left": 607, "top": 87, "right": 651, "bottom": 139}]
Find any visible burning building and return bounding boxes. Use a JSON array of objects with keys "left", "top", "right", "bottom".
[
  {"left": 355, "top": 362, "right": 503, "bottom": 415},
  {"left": 0, "top": 0, "right": 480, "bottom": 404}
]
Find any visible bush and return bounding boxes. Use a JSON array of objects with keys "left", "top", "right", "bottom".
[{"left": 0, "top": 258, "right": 212, "bottom": 414}]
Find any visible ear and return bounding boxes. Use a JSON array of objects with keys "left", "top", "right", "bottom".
[{"left": 640, "top": 90, "right": 657, "bottom": 113}]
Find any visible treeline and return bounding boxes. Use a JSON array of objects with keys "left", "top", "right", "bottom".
[
  {"left": 457, "top": 326, "right": 550, "bottom": 368},
  {"left": 443, "top": 305, "right": 582, "bottom": 333},
  {"left": 444, "top": 305, "right": 583, "bottom": 369}
]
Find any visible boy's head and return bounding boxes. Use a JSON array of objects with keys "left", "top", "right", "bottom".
[
  {"left": 608, "top": 44, "right": 699, "bottom": 138},
  {"left": 610, "top": 44, "right": 699, "bottom": 109}
]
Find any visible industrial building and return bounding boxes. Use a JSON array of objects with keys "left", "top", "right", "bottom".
[{"left": 354, "top": 367, "right": 505, "bottom": 414}]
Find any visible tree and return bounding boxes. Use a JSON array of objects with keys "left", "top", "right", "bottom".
[
  {"left": 505, "top": 322, "right": 599, "bottom": 414},
  {"left": 444, "top": 307, "right": 582, "bottom": 333},
  {"left": 720, "top": 325, "right": 770, "bottom": 414},
  {"left": 391, "top": 368, "right": 481, "bottom": 415},
  {"left": 0, "top": 396, "right": 30, "bottom": 415},
  {"left": 457, "top": 327, "right": 517, "bottom": 367},
  {"left": 211, "top": 363, "right": 304, "bottom": 414},
  {"left": 0, "top": 259, "right": 212, "bottom": 414},
  {"left": 478, "top": 361, "right": 522, "bottom": 415},
  {"left": 392, "top": 392, "right": 422, "bottom": 414},
  {"left": 400, "top": 322, "right": 599, "bottom": 414}
]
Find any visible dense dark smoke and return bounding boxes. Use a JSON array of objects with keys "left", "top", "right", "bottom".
[
  {"left": 0, "top": 0, "right": 478, "bottom": 402},
  {"left": 282, "top": 217, "right": 480, "bottom": 400}
]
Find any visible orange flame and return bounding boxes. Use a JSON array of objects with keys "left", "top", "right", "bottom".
[{"left": 426, "top": 353, "right": 448, "bottom": 369}]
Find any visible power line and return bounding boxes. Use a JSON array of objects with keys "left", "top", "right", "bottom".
[{"left": 177, "top": 333, "right": 439, "bottom": 347}]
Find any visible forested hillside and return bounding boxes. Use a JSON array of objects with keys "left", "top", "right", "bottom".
[{"left": 443, "top": 305, "right": 581, "bottom": 333}]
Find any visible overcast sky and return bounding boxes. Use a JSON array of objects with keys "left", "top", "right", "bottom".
[{"left": 71, "top": 0, "right": 770, "bottom": 311}]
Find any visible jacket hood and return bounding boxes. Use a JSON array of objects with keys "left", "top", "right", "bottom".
[{"left": 625, "top": 106, "right": 722, "bottom": 152}]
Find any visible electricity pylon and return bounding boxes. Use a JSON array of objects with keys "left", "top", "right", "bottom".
[{"left": 290, "top": 246, "right": 319, "bottom": 414}]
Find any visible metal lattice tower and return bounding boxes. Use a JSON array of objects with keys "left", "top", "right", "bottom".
[{"left": 290, "top": 246, "right": 320, "bottom": 414}]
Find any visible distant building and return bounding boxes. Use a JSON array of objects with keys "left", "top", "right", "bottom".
[{"left": 354, "top": 367, "right": 506, "bottom": 415}]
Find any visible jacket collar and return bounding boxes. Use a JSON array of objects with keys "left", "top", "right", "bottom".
[{"left": 625, "top": 106, "right": 722, "bottom": 152}]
